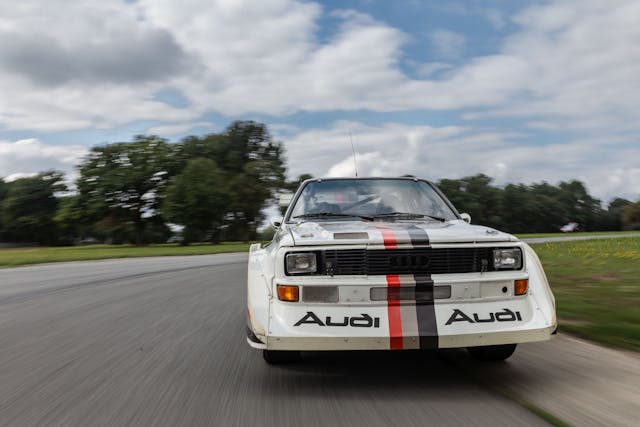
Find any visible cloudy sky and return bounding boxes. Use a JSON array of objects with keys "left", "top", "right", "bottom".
[{"left": 0, "top": 0, "right": 638, "bottom": 202}]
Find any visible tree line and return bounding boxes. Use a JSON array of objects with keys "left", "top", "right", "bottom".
[
  {"left": 0, "top": 122, "right": 639, "bottom": 245},
  {"left": 1, "top": 121, "right": 285, "bottom": 245},
  {"left": 437, "top": 174, "right": 639, "bottom": 233}
]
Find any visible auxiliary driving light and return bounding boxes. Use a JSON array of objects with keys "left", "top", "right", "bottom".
[
  {"left": 514, "top": 279, "right": 528, "bottom": 296},
  {"left": 303, "top": 286, "right": 339, "bottom": 303},
  {"left": 277, "top": 285, "right": 299, "bottom": 302}
]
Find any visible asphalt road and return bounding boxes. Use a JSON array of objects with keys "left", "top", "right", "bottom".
[{"left": 0, "top": 254, "right": 549, "bottom": 427}]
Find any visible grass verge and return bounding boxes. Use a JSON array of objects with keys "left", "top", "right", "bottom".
[
  {"left": 517, "top": 230, "right": 639, "bottom": 239},
  {"left": 521, "top": 402, "right": 572, "bottom": 427},
  {"left": 531, "top": 237, "right": 640, "bottom": 351},
  {"left": 0, "top": 242, "right": 251, "bottom": 268}
]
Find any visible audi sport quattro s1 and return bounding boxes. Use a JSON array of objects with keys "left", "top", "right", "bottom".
[{"left": 247, "top": 177, "right": 556, "bottom": 364}]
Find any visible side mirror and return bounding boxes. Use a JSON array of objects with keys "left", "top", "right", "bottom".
[
  {"left": 460, "top": 213, "right": 471, "bottom": 224},
  {"left": 270, "top": 216, "right": 283, "bottom": 228},
  {"left": 278, "top": 193, "right": 293, "bottom": 208}
]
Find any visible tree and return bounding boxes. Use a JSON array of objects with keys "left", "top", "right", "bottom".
[
  {"left": 0, "top": 178, "right": 7, "bottom": 238},
  {"left": 438, "top": 174, "right": 503, "bottom": 229},
  {"left": 557, "top": 180, "right": 603, "bottom": 230},
  {"left": 501, "top": 184, "right": 538, "bottom": 233},
  {"left": 54, "top": 195, "right": 84, "bottom": 244},
  {"left": 527, "top": 182, "right": 568, "bottom": 232},
  {"left": 224, "top": 122, "right": 285, "bottom": 240},
  {"left": 605, "top": 198, "right": 632, "bottom": 230},
  {"left": 175, "top": 121, "right": 286, "bottom": 241},
  {"left": 163, "top": 158, "right": 227, "bottom": 244},
  {"left": 1, "top": 171, "right": 66, "bottom": 244},
  {"left": 77, "top": 135, "right": 174, "bottom": 244},
  {"left": 436, "top": 175, "right": 615, "bottom": 233},
  {"left": 622, "top": 200, "right": 640, "bottom": 230}
]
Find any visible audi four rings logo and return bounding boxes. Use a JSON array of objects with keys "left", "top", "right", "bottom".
[{"left": 388, "top": 254, "right": 430, "bottom": 268}]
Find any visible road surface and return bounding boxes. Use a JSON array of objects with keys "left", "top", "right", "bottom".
[{"left": 0, "top": 255, "right": 548, "bottom": 427}]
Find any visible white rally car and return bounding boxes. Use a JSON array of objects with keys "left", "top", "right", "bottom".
[{"left": 247, "top": 177, "right": 556, "bottom": 363}]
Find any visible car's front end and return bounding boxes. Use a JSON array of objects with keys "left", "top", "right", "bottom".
[{"left": 247, "top": 178, "right": 556, "bottom": 363}]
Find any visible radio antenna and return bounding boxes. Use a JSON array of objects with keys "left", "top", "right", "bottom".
[{"left": 349, "top": 130, "right": 358, "bottom": 177}]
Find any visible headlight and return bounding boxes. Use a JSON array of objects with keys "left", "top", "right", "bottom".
[
  {"left": 493, "top": 248, "right": 522, "bottom": 270},
  {"left": 286, "top": 252, "right": 317, "bottom": 274}
]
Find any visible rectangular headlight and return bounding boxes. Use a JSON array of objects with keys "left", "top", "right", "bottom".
[
  {"left": 286, "top": 252, "right": 317, "bottom": 274},
  {"left": 493, "top": 248, "right": 522, "bottom": 270}
]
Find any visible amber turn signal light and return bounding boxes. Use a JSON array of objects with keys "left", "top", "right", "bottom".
[
  {"left": 514, "top": 279, "right": 528, "bottom": 296},
  {"left": 277, "top": 285, "right": 299, "bottom": 302}
]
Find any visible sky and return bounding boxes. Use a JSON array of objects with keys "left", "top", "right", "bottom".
[{"left": 0, "top": 0, "right": 639, "bottom": 203}]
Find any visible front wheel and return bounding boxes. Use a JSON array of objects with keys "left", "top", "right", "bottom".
[
  {"left": 467, "top": 344, "right": 517, "bottom": 361},
  {"left": 262, "top": 350, "right": 301, "bottom": 364}
]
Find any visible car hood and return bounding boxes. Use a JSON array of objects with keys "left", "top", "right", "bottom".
[{"left": 284, "top": 220, "right": 518, "bottom": 246}]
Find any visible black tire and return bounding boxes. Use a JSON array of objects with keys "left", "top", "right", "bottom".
[
  {"left": 262, "top": 350, "right": 301, "bottom": 364},
  {"left": 467, "top": 344, "right": 517, "bottom": 361}
]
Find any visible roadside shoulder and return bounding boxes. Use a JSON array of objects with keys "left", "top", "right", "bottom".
[{"left": 445, "top": 334, "right": 640, "bottom": 427}]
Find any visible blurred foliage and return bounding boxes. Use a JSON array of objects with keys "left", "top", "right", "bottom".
[
  {"left": 1, "top": 171, "right": 66, "bottom": 244},
  {"left": 436, "top": 174, "right": 634, "bottom": 233},
  {"left": 70, "top": 120, "right": 284, "bottom": 244},
  {"left": 76, "top": 135, "right": 175, "bottom": 244},
  {"left": 622, "top": 200, "right": 640, "bottom": 230},
  {"left": 164, "top": 158, "right": 227, "bottom": 244},
  {"left": 257, "top": 225, "right": 276, "bottom": 242},
  {"left": 172, "top": 121, "right": 285, "bottom": 242}
]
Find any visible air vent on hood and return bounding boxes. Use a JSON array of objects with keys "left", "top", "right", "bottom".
[{"left": 333, "top": 232, "right": 369, "bottom": 240}]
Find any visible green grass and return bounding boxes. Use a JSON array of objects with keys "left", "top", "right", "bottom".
[
  {"left": 517, "top": 230, "right": 639, "bottom": 239},
  {"left": 532, "top": 237, "right": 640, "bottom": 351},
  {"left": 0, "top": 242, "right": 251, "bottom": 268}
]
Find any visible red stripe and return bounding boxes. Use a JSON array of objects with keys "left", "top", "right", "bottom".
[
  {"left": 379, "top": 227, "right": 401, "bottom": 349},
  {"left": 376, "top": 226, "right": 398, "bottom": 249},
  {"left": 386, "top": 274, "right": 403, "bottom": 350}
]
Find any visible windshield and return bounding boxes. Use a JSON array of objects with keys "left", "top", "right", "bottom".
[{"left": 287, "top": 179, "right": 458, "bottom": 222}]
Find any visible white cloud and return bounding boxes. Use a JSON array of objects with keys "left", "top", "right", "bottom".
[
  {"left": 4, "top": 172, "right": 38, "bottom": 182},
  {"left": 437, "top": 3, "right": 507, "bottom": 30},
  {"left": 0, "top": 0, "right": 638, "bottom": 134},
  {"left": 415, "top": 62, "right": 453, "bottom": 78},
  {"left": 283, "top": 121, "right": 640, "bottom": 203},
  {"left": 145, "top": 121, "right": 214, "bottom": 136},
  {"left": 0, "top": 138, "right": 88, "bottom": 182},
  {"left": 429, "top": 29, "right": 466, "bottom": 58}
]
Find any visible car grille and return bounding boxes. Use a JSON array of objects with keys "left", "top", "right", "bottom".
[{"left": 318, "top": 247, "right": 497, "bottom": 276}]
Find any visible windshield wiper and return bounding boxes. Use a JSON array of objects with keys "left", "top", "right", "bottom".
[
  {"left": 373, "top": 212, "right": 447, "bottom": 222},
  {"left": 292, "top": 212, "right": 374, "bottom": 221}
]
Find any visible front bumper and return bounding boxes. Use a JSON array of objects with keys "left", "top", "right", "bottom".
[
  {"left": 248, "top": 291, "right": 556, "bottom": 351},
  {"left": 254, "top": 326, "right": 555, "bottom": 351}
]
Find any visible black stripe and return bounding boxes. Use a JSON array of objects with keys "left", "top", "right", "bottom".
[
  {"left": 407, "top": 225, "right": 430, "bottom": 247},
  {"left": 414, "top": 273, "right": 438, "bottom": 349}
]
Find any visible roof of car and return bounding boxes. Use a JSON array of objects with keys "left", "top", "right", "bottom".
[{"left": 302, "top": 176, "right": 429, "bottom": 184}]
